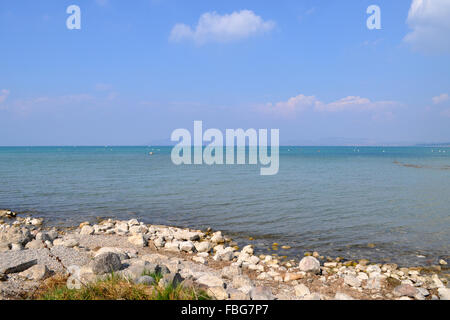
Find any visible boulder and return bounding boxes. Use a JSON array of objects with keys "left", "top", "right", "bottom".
[
  {"left": 90, "top": 252, "right": 122, "bottom": 275},
  {"left": 128, "top": 234, "right": 147, "bottom": 247},
  {"left": 298, "top": 256, "right": 321, "bottom": 274},
  {"left": 80, "top": 225, "right": 95, "bottom": 235},
  {"left": 393, "top": 284, "right": 418, "bottom": 297},
  {"left": 207, "top": 286, "right": 229, "bottom": 300}
]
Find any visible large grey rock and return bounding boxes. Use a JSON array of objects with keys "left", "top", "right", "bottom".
[
  {"left": 249, "top": 287, "right": 275, "bottom": 300},
  {"left": 298, "top": 256, "right": 321, "bottom": 274},
  {"left": 90, "top": 252, "right": 122, "bottom": 275},
  {"left": 94, "top": 247, "right": 129, "bottom": 261}
]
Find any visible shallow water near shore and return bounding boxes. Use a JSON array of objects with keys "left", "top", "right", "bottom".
[{"left": 0, "top": 146, "right": 449, "bottom": 267}]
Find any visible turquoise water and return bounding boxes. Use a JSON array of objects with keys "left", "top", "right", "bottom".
[{"left": 0, "top": 146, "right": 449, "bottom": 266}]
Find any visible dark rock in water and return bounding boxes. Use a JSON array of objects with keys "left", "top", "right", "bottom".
[
  {"left": 90, "top": 252, "right": 122, "bottom": 275},
  {"left": 0, "top": 259, "right": 37, "bottom": 275}
]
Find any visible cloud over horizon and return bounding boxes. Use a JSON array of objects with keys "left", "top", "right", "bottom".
[
  {"left": 260, "top": 94, "right": 399, "bottom": 118},
  {"left": 169, "top": 10, "right": 275, "bottom": 44},
  {"left": 432, "top": 93, "right": 449, "bottom": 104},
  {"left": 0, "top": 89, "right": 10, "bottom": 104},
  {"left": 404, "top": 0, "right": 450, "bottom": 54}
]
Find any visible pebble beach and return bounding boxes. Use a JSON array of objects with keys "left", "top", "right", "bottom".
[{"left": 0, "top": 209, "right": 449, "bottom": 300}]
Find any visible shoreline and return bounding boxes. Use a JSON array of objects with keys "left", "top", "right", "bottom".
[{"left": 0, "top": 209, "right": 449, "bottom": 300}]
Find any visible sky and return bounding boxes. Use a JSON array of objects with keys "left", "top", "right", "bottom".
[{"left": 1, "top": 0, "right": 450, "bottom": 146}]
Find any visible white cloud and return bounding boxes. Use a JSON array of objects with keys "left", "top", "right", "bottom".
[
  {"left": 169, "top": 10, "right": 275, "bottom": 44},
  {"left": 432, "top": 93, "right": 449, "bottom": 104},
  {"left": 404, "top": 0, "right": 450, "bottom": 54},
  {"left": 95, "top": 0, "right": 108, "bottom": 6},
  {"left": 260, "top": 94, "right": 399, "bottom": 117},
  {"left": 0, "top": 89, "right": 10, "bottom": 104}
]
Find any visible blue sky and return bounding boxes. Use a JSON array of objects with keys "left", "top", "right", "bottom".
[{"left": 1, "top": 0, "right": 450, "bottom": 146}]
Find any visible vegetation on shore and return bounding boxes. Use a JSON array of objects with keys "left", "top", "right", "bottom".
[{"left": 32, "top": 272, "right": 210, "bottom": 301}]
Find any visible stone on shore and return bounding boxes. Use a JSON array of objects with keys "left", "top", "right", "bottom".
[
  {"left": 334, "top": 292, "right": 355, "bottom": 300},
  {"left": 128, "top": 234, "right": 147, "bottom": 247},
  {"left": 196, "top": 274, "right": 225, "bottom": 288},
  {"left": 249, "top": 287, "right": 274, "bottom": 300},
  {"left": 80, "top": 225, "right": 95, "bottom": 235},
  {"left": 298, "top": 256, "right": 321, "bottom": 274},
  {"left": 294, "top": 284, "right": 310, "bottom": 298},
  {"left": 393, "top": 284, "right": 418, "bottom": 297},
  {"left": 195, "top": 241, "right": 212, "bottom": 253},
  {"left": 18, "top": 264, "right": 50, "bottom": 281},
  {"left": 438, "top": 288, "right": 450, "bottom": 300},
  {"left": 90, "top": 252, "right": 122, "bottom": 275},
  {"left": 344, "top": 275, "right": 362, "bottom": 288}
]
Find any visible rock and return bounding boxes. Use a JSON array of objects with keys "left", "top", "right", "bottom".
[
  {"left": 192, "top": 256, "right": 206, "bottom": 264},
  {"left": 179, "top": 241, "right": 195, "bottom": 253},
  {"left": 210, "top": 231, "right": 224, "bottom": 244},
  {"left": 0, "top": 259, "right": 37, "bottom": 275},
  {"left": 207, "top": 286, "right": 229, "bottom": 300},
  {"left": 25, "top": 239, "right": 45, "bottom": 250},
  {"left": 90, "top": 252, "right": 122, "bottom": 275},
  {"left": 153, "top": 237, "right": 166, "bottom": 248},
  {"left": 80, "top": 225, "right": 95, "bottom": 235},
  {"left": 135, "top": 275, "right": 155, "bottom": 285},
  {"left": 241, "top": 245, "right": 254, "bottom": 255},
  {"left": 164, "top": 241, "right": 180, "bottom": 252},
  {"left": 221, "top": 266, "right": 242, "bottom": 279},
  {"left": 416, "top": 287, "right": 430, "bottom": 297},
  {"left": 94, "top": 247, "right": 129, "bottom": 261},
  {"left": 284, "top": 272, "right": 305, "bottom": 282},
  {"left": 0, "top": 210, "right": 16, "bottom": 218},
  {"left": 228, "top": 288, "right": 250, "bottom": 300},
  {"left": 128, "top": 234, "right": 147, "bottom": 247},
  {"left": 393, "top": 284, "right": 418, "bottom": 297},
  {"left": 344, "top": 275, "right": 362, "bottom": 288},
  {"left": 438, "top": 288, "right": 450, "bottom": 300},
  {"left": 116, "top": 222, "right": 129, "bottom": 233},
  {"left": 196, "top": 274, "right": 225, "bottom": 288},
  {"left": 195, "top": 241, "right": 212, "bottom": 253},
  {"left": 10, "top": 243, "right": 23, "bottom": 251},
  {"left": 232, "top": 275, "right": 253, "bottom": 289},
  {"left": 18, "top": 264, "right": 50, "bottom": 281},
  {"left": 366, "top": 265, "right": 381, "bottom": 274},
  {"left": 249, "top": 287, "right": 275, "bottom": 300},
  {"left": 62, "top": 238, "right": 79, "bottom": 248},
  {"left": 294, "top": 284, "right": 310, "bottom": 298},
  {"left": 298, "top": 256, "right": 321, "bottom": 274},
  {"left": 365, "top": 277, "right": 381, "bottom": 290},
  {"left": 303, "top": 293, "right": 322, "bottom": 300},
  {"left": 334, "top": 292, "right": 355, "bottom": 300},
  {"left": 439, "top": 259, "right": 447, "bottom": 265},
  {"left": 159, "top": 273, "right": 183, "bottom": 288}
]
